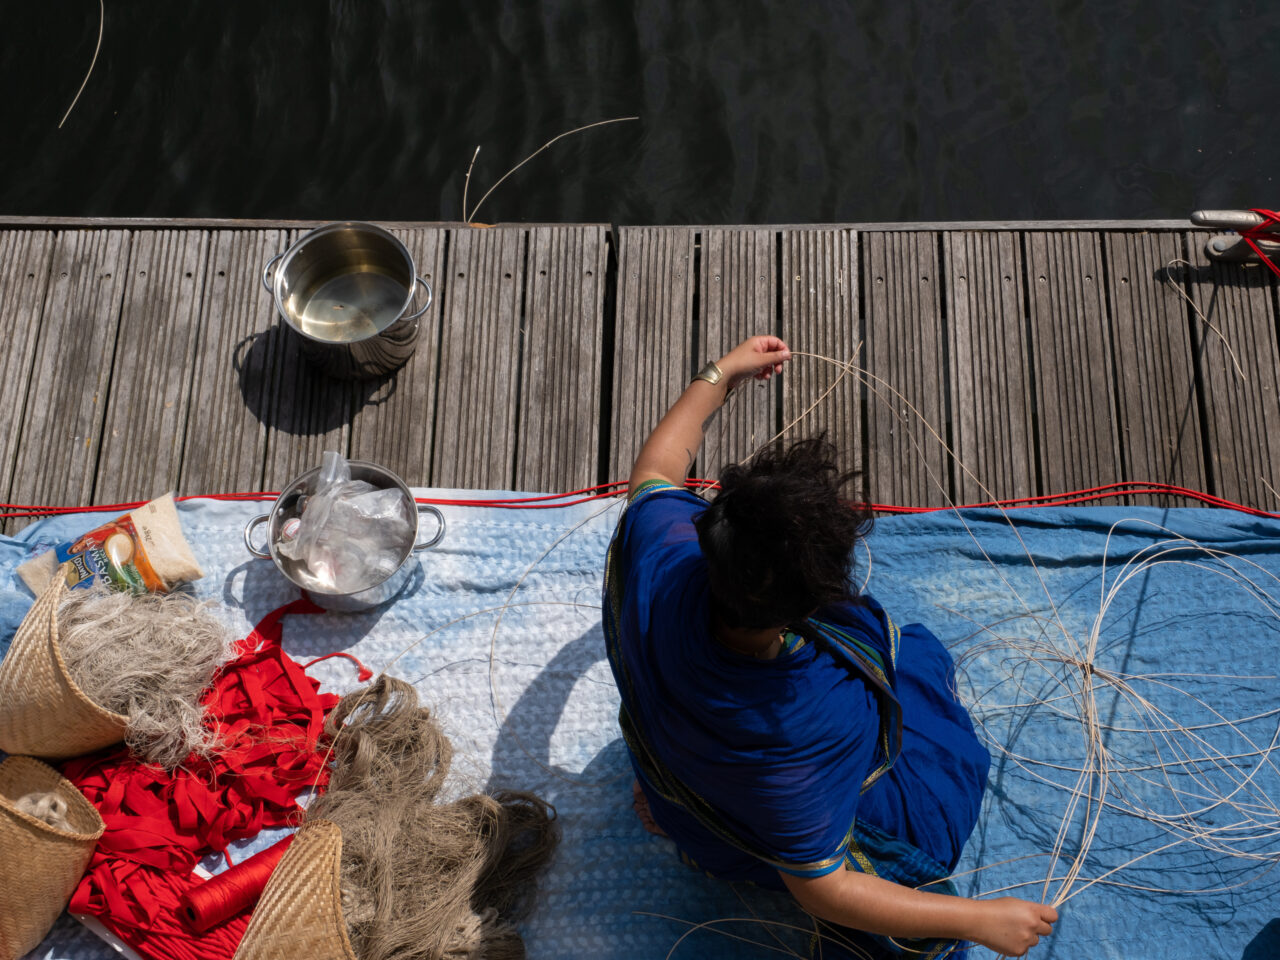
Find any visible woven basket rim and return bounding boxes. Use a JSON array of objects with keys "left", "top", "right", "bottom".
[
  {"left": 0, "top": 755, "right": 105, "bottom": 841},
  {"left": 233, "top": 819, "right": 358, "bottom": 960},
  {"left": 42, "top": 578, "right": 130, "bottom": 728},
  {"left": 310, "top": 819, "right": 356, "bottom": 960}
]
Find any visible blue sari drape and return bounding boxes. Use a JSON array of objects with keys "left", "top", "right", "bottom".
[{"left": 604, "top": 484, "right": 990, "bottom": 959}]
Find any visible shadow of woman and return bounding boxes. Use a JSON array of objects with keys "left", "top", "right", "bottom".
[
  {"left": 484, "top": 625, "right": 817, "bottom": 960},
  {"left": 486, "top": 622, "right": 628, "bottom": 794},
  {"left": 1243, "top": 919, "right": 1280, "bottom": 959}
]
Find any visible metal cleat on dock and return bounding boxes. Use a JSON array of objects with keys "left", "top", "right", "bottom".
[{"left": 1190, "top": 209, "right": 1280, "bottom": 269}]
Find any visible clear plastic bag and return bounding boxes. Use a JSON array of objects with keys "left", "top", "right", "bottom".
[{"left": 278, "top": 452, "right": 413, "bottom": 593}]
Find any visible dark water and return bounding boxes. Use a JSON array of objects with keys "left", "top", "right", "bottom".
[{"left": 5, "top": 1, "right": 1279, "bottom": 223}]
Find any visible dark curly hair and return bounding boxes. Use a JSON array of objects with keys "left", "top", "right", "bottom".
[{"left": 694, "top": 437, "right": 873, "bottom": 629}]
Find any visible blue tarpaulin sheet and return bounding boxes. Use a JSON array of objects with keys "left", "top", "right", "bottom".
[{"left": 5, "top": 496, "right": 1280, "bottom": 960}]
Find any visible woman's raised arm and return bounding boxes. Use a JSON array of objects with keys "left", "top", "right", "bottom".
[{"left": 628, "top": 335, "right": 791, "bottom": 495}]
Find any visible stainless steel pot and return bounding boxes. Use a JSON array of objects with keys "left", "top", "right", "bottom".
[
  {"left": 261, "top": 222, "right": 432, "bottom": 380},
  {"left": 243, "top": 460, "right": 445, "bottom": 612}
]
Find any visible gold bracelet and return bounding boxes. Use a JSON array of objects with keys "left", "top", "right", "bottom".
[{"left": 691, "top": 360, "right": 724, "bottom": 387}]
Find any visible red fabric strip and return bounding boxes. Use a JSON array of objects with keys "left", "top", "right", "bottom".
[{"left": 303, "top": 650, "right": 374, "bottom": 681}]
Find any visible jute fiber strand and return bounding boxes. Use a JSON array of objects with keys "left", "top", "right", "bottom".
[
  {"left": 15, "top": 791, "right": 74, "bottom": 831},
  {"left": 307, "top": 677, "right": 559, "bottom": 960},
  {"left": 0, "top": 756, "right": 105, "bottom": 960},
  {"left": 232, "top": 820, "right": 357, "bottom": 960},
  {"left": 0, "top": 578, "right": 126, "bottom": 758},
  {"left": 56, "top": 582, "right": 233, "bottom": 769}
]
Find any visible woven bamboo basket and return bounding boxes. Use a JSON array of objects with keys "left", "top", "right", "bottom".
[
  {"left": 0, "top": 756, "right": 105, "bottom": 960},
  {"left": 233, "top": 820, "right": 357, "bottom": 960},
  {"left": 0, "top": 578, "right": 127, "bottom": 758}
]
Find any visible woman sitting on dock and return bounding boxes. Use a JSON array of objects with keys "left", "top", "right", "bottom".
[{"left": 603, "top": 335, "right": 1058, "bottom": 958}]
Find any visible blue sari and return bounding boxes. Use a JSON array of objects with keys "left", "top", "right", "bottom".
[{"left": 603, "top": 484, "right": 990, "bottom": 959}]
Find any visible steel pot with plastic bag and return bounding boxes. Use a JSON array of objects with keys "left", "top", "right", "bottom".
[{"left": 243, "top": 457, "right": 444, "bottom": 612}]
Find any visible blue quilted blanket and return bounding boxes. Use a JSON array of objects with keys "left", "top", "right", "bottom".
[{"left": 6, "top": 496, "right": 1280, "bottom": 960}]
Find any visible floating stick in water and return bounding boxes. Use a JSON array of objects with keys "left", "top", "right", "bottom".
[
  {"left": 463, "top": 116, "right": 639, "bottom": 223},
  {"left": 59, "top": 0, "right": 104, "bottom": 129}
]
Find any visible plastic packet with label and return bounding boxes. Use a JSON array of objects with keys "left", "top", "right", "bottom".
[{"left": 17, "top": 493, "right": 204, "bottom": 595}]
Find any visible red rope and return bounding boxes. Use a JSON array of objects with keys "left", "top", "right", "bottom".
[
  {"left": 866, "top": 481, "right": 1280, "bottom": 519},
  {"left": 0, "top": 484, "right": 633, "bottom": 518},
  {"left": 2, "top": 480, "right": 1274, "bottom": 521},
  {"left": 1241, "top": 209, "right": 1280, "bottom": 278}
]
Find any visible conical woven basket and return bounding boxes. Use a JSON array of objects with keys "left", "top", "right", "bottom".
[
  {"left": 233, "top": 820, "right": 357, "bottom": 960},
  {"left": 0, "top": 577, "right": 127, "bottom": 758},
  {"left": 0, "top": 756, "right": 105, "bottom": 960}
]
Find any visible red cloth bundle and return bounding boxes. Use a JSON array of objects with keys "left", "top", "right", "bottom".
[{"left": 59, "top": 596, "right": 339, "bottom": 960}]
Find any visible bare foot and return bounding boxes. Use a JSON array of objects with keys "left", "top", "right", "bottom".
[{"left": 633, "top": 779, "right": 668, "bottom": 837}]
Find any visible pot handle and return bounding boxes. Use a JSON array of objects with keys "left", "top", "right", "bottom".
[
  {"left": 244, "top": 515, "right": 273, "bottom": 559},
  {"left": 403, "top": 276, "right": 434, "bottom": 322},
  {"left": 261, "top": 252, "right": 284, "bottom": 294},
  {"left": 413, "top": 504, "right": 446, "bottom": 551}
]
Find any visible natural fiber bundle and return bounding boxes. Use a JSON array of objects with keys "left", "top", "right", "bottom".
[
  {"left": 15, "top": 790, "right": 75, "bottom": 832},
  {"left": 56, "top": 581, "right": 234, "bottom": 769},
  {"left": 308, "top": 677, "right": 560, "bottom": 960},
  {"left": 0, "top": 756, "right": 105, "bottom": 960},
  {"left": 0, "top": 578, "right": 128, "bottom": 759}
]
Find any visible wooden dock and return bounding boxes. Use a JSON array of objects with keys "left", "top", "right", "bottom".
[{"left": 1, "top": 217, "right": 1277, "bottom": 531}]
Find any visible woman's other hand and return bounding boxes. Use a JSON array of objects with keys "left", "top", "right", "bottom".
[
  {"left": 970, "top": 898, "right": 1059, "bottom": 956},
  {"left": 782, "top": 869, "right": 1056, "bottom": 956},
  {"left": 717, "top": 336, "right": 791, "bottom": 389}
]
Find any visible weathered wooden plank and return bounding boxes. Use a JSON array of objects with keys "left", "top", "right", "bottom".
[
  {"left": 94, "top": 231, "right": 209, "bottom": 503},
  {"left": 8, "top": 230, "right": 130, "bottom": 515},
  {"left": 779, "top": 228, "right": 862, "bottom": 479},
  {"left": 698, "top": 228, "right": 777, "bottom": 475},
  {"left": 430, "top": 227, "right": 525, "bottom": 488},
  {"left": 178, "top": 230, "right": 287, "bottom": 494},
  {"left": 863, "top": 232, "right": 951, "bottom": 507},
  {"left": 0, "top": 216, "right": 607, "bottom": 230},
  {"left": 261, "top": 230, "right": 358, "bottom": 489},
  {"left": 608, "top": 228, "right": 697, "bottom": 481},
  {"left": 0, "top": 232, "right": 55, "bottom": 516},
  {"left": 515, "top": 225, "right": 608, "bottom": 492},
  {"left": 1103, "top": 232, "right": 1206, "bottom": 504},
  {"left": 1024, "top": 232, "right": 1121, "bottom": 496},
  {"left": 1183, "top": 233, "right": 1280, "bottom": 509},
  {"left": 347, "top": 228, "right": 447, "bottom": 485},
  {"left": 944, "top": 232, "right": 1036, "bottom": 504}
]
